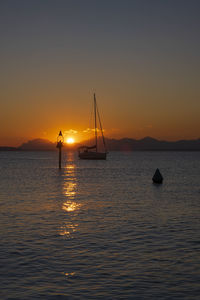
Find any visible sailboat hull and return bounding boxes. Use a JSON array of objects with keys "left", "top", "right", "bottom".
[{"left": 79, "top": 152, "right": 107, "bottom": 160}]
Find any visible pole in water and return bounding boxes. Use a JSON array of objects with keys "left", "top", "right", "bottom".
[{"left": 56, "top": 130, "right": 64, "bottom": 169}]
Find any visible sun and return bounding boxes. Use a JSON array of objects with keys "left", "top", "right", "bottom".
[{"left": 66, "top": 137, "right": 75, "bottom": 144}]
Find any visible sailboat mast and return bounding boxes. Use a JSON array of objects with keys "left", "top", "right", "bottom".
[
  {"left": 97, "top": 105, "right": 107, "bottom": 153},
  {"left": 94, "top": 93, "right": 98, "bottom": 152}
]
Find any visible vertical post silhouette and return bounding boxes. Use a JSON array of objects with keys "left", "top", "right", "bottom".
[{"left": 56, "top": 130, "right": 64, "bottom": 169}]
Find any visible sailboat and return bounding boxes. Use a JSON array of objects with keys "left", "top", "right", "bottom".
[{"left": 78, "top": 94, "right": 108, "bottom": 160}]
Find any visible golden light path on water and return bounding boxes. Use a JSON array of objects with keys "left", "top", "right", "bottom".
[{"left": 59, "top": 153, "right": 81, "bottom": 240}]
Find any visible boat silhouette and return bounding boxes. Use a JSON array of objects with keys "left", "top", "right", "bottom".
[{"left": 78, "top": 94, "right": 108, "bottom": 160}]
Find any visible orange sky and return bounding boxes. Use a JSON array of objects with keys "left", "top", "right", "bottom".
[{"left": 0, "top": 1, "right": 200, "bottom": 146}]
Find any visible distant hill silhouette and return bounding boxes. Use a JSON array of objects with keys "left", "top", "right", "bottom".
[
  {"left": 19, "top": 138, "right": 77, "bottom": 151},
  {"left": 0, "top": 146, "right": 19, "bottom": 151},
  {"left": 0, "top": 137, "right": 200, "bottom": 151},
  {"left": 106, "top": 137, "right": 200, "bottom": 151},
  {"left": 19, "top": 138, "right": 56, "bottom": 151}
]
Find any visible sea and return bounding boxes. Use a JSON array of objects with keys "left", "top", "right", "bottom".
[{"left": 0, "top": 151, "right": 199, "bottom": 300}]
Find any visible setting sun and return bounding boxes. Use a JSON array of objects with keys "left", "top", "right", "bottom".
[{"left": 66, "top": 137, "right": 75, "bottom": 144}]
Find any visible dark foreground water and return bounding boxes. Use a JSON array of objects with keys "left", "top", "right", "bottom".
[{"left": 0, "top": 151, "right": 199, "bottom": 299}]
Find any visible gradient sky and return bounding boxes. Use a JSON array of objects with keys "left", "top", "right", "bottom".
[{"left": 0, "top": 0, "right": 200, "bottom": 146}]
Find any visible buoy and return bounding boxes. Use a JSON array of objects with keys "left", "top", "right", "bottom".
[{"left": 152, "top": 168, "right": 163, "bottom": 184}]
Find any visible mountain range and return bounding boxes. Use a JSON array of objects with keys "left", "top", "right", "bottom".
[{"left": 1, "top": 137, "right": 200, "bottom": 151}]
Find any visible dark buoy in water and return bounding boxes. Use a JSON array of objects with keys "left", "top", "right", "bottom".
[{"left": 152, "top": 168, "right": 163, "bottom": 184}]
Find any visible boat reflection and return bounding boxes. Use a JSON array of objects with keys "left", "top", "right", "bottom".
[{"left": 59, "top": 155, "right": 81, "bottom": 238}]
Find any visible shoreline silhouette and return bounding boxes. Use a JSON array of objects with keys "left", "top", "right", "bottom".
[{"left": 1, "top": 136, "right": 200, "bottom": 151}]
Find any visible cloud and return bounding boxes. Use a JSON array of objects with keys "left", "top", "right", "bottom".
[
  {"left": 83, "top": 128, "right": 92, "bottom": 133},
  {"left": 64, "top": 129, "right": 78, "bottom": 135},
  {"left": 83, "top": 128, "right": 103, "bottom": 133}
]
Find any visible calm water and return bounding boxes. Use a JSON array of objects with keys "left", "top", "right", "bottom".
[{"left": 0, "top": 151, "right": 199, "bottom": 299}]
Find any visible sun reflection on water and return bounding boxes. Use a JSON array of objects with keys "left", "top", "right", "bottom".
[
  {"left": 59, "top": 157, "right": 81, "bottom": 239},
  {"left": 65, "top": 272, "right": 75, "bottom": 277},
  {"left": 60, "top": 223, "right": 78, "bottom": 237},
  {"left": 63, "top": 181, "right": 76, "bottom": 198},
  {"left": 62, "top": 201, "right": 81, "bottom": 212}
]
